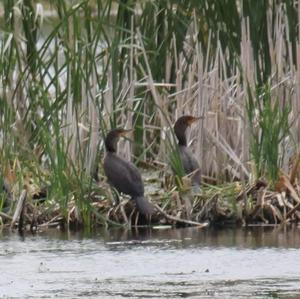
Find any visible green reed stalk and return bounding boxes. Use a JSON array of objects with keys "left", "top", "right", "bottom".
[{"left": 246, "top": 83, "right": 291, "bottom": 183}]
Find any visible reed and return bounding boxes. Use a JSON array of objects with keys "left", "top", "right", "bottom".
[
  {"left": 246, "top": 83, "right": 291, "bottom": 184},
  {"left": 0, "top": 0, "right": 300, "bottom": 228}
]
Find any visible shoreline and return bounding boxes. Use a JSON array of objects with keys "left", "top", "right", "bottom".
[{"left": 2, "top": 176, "right": 300, "bottom": 232}]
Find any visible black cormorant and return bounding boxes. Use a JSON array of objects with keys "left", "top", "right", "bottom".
[
  {"left": 174, "top": 115, "right": 201, "bottom": 187},
  {"left": 103, "top": 128, "right": 154, "bottom": 215}
]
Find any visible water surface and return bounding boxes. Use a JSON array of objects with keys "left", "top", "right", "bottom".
[{"left": 1, "top": 226, "right": 300, "bottom": 298}]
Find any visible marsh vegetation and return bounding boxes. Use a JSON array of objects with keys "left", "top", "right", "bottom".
[{"left": 1, "top": 0, "right": 300, "bottom": 230}]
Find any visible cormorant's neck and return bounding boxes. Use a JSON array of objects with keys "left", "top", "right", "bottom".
[
  {"left": 174, "top": 123, "right": 188, "bottom": 146},
  {"left": 105, "top": 134, "right": 118, "bottom": 153},
  {"left": 176, "top": 132, "right": 187, "bottom": 146}
]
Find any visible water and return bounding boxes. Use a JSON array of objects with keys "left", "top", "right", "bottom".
[{"left": 1, "top": 226, "right": 300, "bottom": 298}]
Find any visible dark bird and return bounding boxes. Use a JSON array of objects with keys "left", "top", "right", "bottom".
[
  {"left": 103, "top": 128, "right": 154, "bottom": 215},
  {"left": 173, "top": 115, "right": 202, "bottom": 188}
]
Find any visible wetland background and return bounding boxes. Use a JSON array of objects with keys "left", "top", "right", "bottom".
[
  {"left": 1, "top": 0, "right": 300, "bottom": 228},
  {"left": 1, "top": 1, "right": 300, "bottom": 299}
]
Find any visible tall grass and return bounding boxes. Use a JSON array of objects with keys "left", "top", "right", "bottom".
[
  {"left": 246, "top": 83, "right": 291, "bottom": 183},
  {"left": 0, "top": 0, "right": 299, "bottom": 226}
]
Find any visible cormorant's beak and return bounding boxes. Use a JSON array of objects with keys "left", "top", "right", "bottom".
[
  {"left": 188, "top": 116, "right": 204, "bottom": 125},
  {"left": 119, "top": 129, "right": 134, "bottom": 141},
  {"left": 120, "top": 129, "right": 133, "bottom": 136}
]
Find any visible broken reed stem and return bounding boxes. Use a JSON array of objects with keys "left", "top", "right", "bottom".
[
  {"left": 38, "top": 214, "right": 63, "bottom": 228},
  {"left": 0, "top": 211, "right": 13, "bottom": 221},
  {"left": 10, "top": 189, "right": 27, "bottom": 229},
  {"left": 196, "top": 193, "right": 219, "bottom": 220},
  {"left": 286, "top": 202, "right": 300, "bottom": 218},
  {"left": 154, "top": 204, "right": 208, "bottom": 228},
  {"left": 290, "top": 149, "right": 300, "bottom": 184}
]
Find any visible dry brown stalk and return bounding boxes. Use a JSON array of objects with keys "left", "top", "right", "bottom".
[
  {"left": 38, "top": 215, "right": 63, "bottom": 228},
  {"left": 286, "top": 202, "right": 300, "bottom": 218},
  {"left": 10, "top": 189, "right": 27, "bottom": 228},
  {"left": 0, "top": 212, "right": 13, "bottom": 221},
  {"left": 289, "top": 150, "right": 300, "bottom": 185},
  {"left": 278, "top": 176, "right": 300, "bottom": 204},
  {"left": 154, "top": 204, "right": 208, "bottom": 227},
  {"left": 196, "top": 193, "right": 219, "bottom": 221},
  {"left": 247, "top": 187, "right": 267, "bottom": 221}
]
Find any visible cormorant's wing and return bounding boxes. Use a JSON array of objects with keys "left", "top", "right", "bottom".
[
  {"left": 104, "top": 153, "right": 144, "bottom": 196},
  {"left": 179, "top": 146, "right": 201, "bottom": 185}
]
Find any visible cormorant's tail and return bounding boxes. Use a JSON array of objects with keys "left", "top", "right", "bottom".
[
  {"left": 133, "top": 196, "right": 155, "bottom": 215},
  {"left": 191, "top": 168, "right": 201, "bottom": 186}
]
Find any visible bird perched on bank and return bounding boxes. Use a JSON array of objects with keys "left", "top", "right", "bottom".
[
  {"left": 173, "top": 115, "right": 202, "bottom": 189},
  {"left": 103, "top": 128, "right": 154, "bottom": 215}
]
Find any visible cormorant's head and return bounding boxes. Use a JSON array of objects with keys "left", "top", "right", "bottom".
[
  {"left": 176, "top": 115, "right": 201, "bottom": 126},
  {"left": 105, "top": 128, "right": 133, "bottom": 152},
  {"left": 174, "top": 115, "right": 202, "bottom": 146},
  {"left": 112, "top": 128, "right": 133, "bottom": 137},
  {"left": 174, "top": 115, "right": 201, "bottom": 132}
]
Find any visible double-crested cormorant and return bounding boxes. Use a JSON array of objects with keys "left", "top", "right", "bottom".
[
  {"left": 103, "top": 128, "right": 154, "bottom": 215},
  {"left": 174, "top": 115, "right": 201, "bottom": 187}
]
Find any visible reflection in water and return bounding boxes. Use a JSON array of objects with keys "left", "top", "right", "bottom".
[
  {"left": 1, "top": 226, "right": 300, "bottom": 298},
  {"left": 100, "top": 225, "right": 300, "bottom": 248}
]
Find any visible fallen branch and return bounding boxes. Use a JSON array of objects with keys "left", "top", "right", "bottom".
[
  {"left": 154, "top": 204, "right": 208, "bottom": 228},
  {"left": 38, "top": 215, "right": 63, "bottom": 228},
  {"left": 0, "top": 211, "right": 13, "bottom": 221},
  {"left": 286, "top": 202, "right": 300, "bottom": 218}
]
